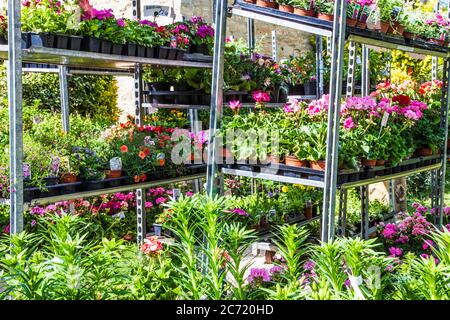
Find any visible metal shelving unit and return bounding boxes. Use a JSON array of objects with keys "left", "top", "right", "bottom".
[
  {"left": 205, "top": 0, "right": 450, "bottom": 242},
  {"left": 3, "top": 0, "right": 213, "bottom": 243}
]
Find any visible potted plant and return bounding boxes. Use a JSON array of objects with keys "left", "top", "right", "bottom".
[
  {"left": 72, "top": 147, "right": 107, "bottom": 191},
  {"left": 285, "top": 128, "right": 310, "bottom": 168},
  {"left": 293, "top": 0, "right": 315, "bottom": 17},
  {"left": 346, "top": 0, "right": 359, "bottom": 27},
  {"left": 278, "top": 0, "right": 295, "bottom": 13},
  {"left": 304, "top": 122, "right": 327, "bottom": 170},
  {"left": 256, "top": 0, "right": 279, "bottom": 9},
  {"left": 315, "top": 0, "right": 335, "bottom": 21},
  {"left": 105, "top": 157, "right": 123, "bottom": 179},
  {"left": 376, "top": 0, "right": 403, "bottom": 34},
  {"left": 59, "top": 155, "right": 79, "bottom": 184},
  {"left": 187, "top": 17, "right": 215, "bottom": 56}
]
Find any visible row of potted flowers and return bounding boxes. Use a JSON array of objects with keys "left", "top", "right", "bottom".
[
  {"left": 0, "top": 1, "right": 214, "bottom": 59},
  {"left": 220, "top": 79, "right": 443, "bottom": 171},
  {"left": 244, "top": 0, "right": 450, "bottom": 47}
]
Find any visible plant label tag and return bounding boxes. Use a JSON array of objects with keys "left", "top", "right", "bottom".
[
  {"left": 353, "top": 4, "right": 361, "bottom": 20},
  {"left": 49, "top": 156, "right": 60, "bottom": 176},
  {"left": 356, "top": 56, "right": 361, "bottom": 65},
  {"left": 23, "top": 163, "right": 31, "bottom": 180},
  {"left": 172, "top": 188, "right": 181, "bottom": 201},
  {"left": 381, "top": 112, "right": 389, "bottom": 128},
  {"left": 269, "top": 209, "right": 276, "bottom": 217},
  {"left": 110, "top": 157, "right": 122, "bottom": 171}
]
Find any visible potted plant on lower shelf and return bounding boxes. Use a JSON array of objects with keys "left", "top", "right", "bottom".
[
  {"left": 292, "top": 0, "right": 315, "bottom": 17},
  {"left": 72, "top": 147, "right": 106, "bottom": 190},
  {"left": 278, "top": 0, "right": 295, "bottom": 13},
  {"left": 315, "top": 0, "right": 335, "bottom": 21}
]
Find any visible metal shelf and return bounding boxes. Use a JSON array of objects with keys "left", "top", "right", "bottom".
[
  {"left": 222, "top": 162, "right": 442, "bottom": 189},
  {"left": 0, "top": 45, "right": 213, "bottom": 70},
  {"left": 4, "top": 173, "right": 206, "bottom": 208},
  {"left": 231, "top": 1, "right": 450, "bottom": 58}
]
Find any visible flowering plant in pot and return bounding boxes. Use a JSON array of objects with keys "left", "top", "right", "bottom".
[
  {"left": 420, "top": 13, "right": 449, "bottom": 45},
  {"left": 187, "top": 16, "right": 215, "bottom": 55},
  {"left": 59, "top": 155, "right": 80, "bottom": 184},
  {"left": 376, "top": 0, "right": 403, "bottom": 34},
  {"left": 280, "top": 52, "right": 314, "bottom": 94},
  {"left": 72, "top": 147, "right": 106, "bottom": 181},
  {"left": 346, "top": 0, "right": 360, "bottom": 27},
  {"left": 292, "top": 0, "right": 315, "bottom": 16},
  {"left": 315, "top": 0, "right": 335, "bottom": 21}
]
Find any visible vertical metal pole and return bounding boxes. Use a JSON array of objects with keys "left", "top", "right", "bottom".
[
  {"left": 271, "top": 30, "right": 277, "bottom": 61},
  {"left": 439, "top": 58, "right": 450, "bottom": 227},
  {"left": 59, "top": 66, "right": 70, "bottom": 133},
  {"left": 388, "top": 180, "right": 396, "bottom": 214},
  {"left": 346, "top": 42, "right": 357, "bottom": 98},
  {"left": 360, "top": 185, "right": 370, "bottom": 239},
  {"left": 133, "top": 0, "right": 146, "bottom": 244},
  {"left": 247, "top": 18, "right": 255, "bottom": 53},
  {"left": 338, "top": 188, "right": 347, "bottom": 236},
  {"left": 8, "top": 0, "right": 24, "bottom": 234},
  {"left": 322, "top": 0, "right": 347, "bottom": 242},
  {"left": 361, "top": 45, "right": 370, "bottom": 96},
  {"left": 432, "top": 57, "right": 438, "bottom": 82},
  {"left": 206, "top": 0, "right": 227, "bottom": 197},
  {"left": 189, "top": 109, "right": 203, "bottom": 193},
  {"left": 315, "top": 35, "right": 324, "bottom": 98}
]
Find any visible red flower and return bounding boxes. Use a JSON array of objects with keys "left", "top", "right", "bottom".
[
  {"left": 138, "top": 151, "right": 146, "bottom": 159},
  {"left": 140, "top": 236, "right": 163, "bottom": 255},
  {"left": 392, "top": 95, "right": 411, "bottom": 107},
  {"left": 120, "top": 145, "right": 128, "bottom": 153},
  {"left": 143, "top": 147, "right": 150, "bottom": 156}
]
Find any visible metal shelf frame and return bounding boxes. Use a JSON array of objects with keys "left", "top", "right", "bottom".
[
  {"left": 4, "top": 0, "right": 212, "bottom": 243},
  {"left": 205, "top": 0, "right": 450, "bottom": 242}
]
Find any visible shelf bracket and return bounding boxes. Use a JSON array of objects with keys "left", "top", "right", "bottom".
[{"left": 59, "top": 65, "right": 70, "bottom": 133}]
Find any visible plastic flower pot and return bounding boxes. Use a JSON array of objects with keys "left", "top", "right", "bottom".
[
  {"left": 304, "top": 80, "right": 317, "bottom": 95},
  {"left": 148, "top": 82, "right": 171, "bottom": 91},
  {"left": 0, "top": 36, "right": 7, "bottom": 45},
  {"left": 44, "top": 176, "right": 58, "bottom": 186},
  {"left": 268, "top": 154, "right": 282, "bottom": 165},
  {"left": 153, "top": 223, "right": 162, "bottom": 237},
  {"left": 136, "top": 45, "right": 146, "bottom": 57},
  {"left": 305, "top": 205, "right": 313, "bottom": 220},
  {"left": 167, "top": 47, "right": 178, "bottom": 60},
  {"left": 429, "top": 38, "right": 444, "bottom": 46},
  {"left": 285, "top": 155, "right": 309, "bottom": 168},
  {"left": 361, "top": 159, "right": 377, "bottom": 167},
  {"left": 105, "top": 170, "right": 122, "bottom": 179},
  {"left": 376, "top": 160, "right": 386, "bottom": 166},
  {"left": 379, "top": 21, "right": 390, "bottom": 34},
  {"left": 347, "top": 17, "right": 358, "bottom": 27},
  {"left": 100, "top": 39, "right": 113, "bottom": 54},
  {"left": 294, "top": 8, "right": 315, "bottom": 17},
  {"left": 403, "top": 31, "right": 416, "bottom": 40},
  {"left": 103, "top": 177, "right": 122, "bottom": 188},
  {"left": 111, "top": 43, "right": 123, "bottom": 55},
  {"left": 416, "top": 147, "right": 433, "bottom": 157},
  {"left": 125, "top": 43, "right": 137, "bottom": 56},
  {"left": 288, "top": 84, "right": 305, "bottom": 95},
  {"left": 244, "top": 0, "right": 256, "bottom": 3},
  {"left": 146, "top": 46, "right": 156, "bottom": 58},
  {"left": 69, "top": 35, "right": 83, "bottom": 51},
  {"left": 176, "top": 48, "right": 187, "bottom": 60},
  {"left": 83, "top": 37, "right": 101, "bottom": 53},
  {"left": 158, "top": 46, "right": 170, "bottom": 59},
  {"left": 256, "top": 0, "right": 278, "bottom": 9},
  {"left": 311, "top": 160, "right": 326, "bottom": 170},
  {"left": 189, "top": 43, "right": 209, "bottom": 55},
  {"left": 59, "top": 182, "right": 81, "bottom": 195},
  {"left": 317, "top": 13, "right": 334, "bottom": 21},
  {"left": 60, "top": 173, "right": 77, "bottom": 183},
  {"left": 279, "top": 4, "right": 294, "bottom": 13},
  {"left": 55, "top": 34, "right": 69, "bottom": 49},
  {"left": 82, "top": 179, "right": 105, "bottom": 191},
  {"left": 356, "top": 21, "right": 367, "bottom": 30},
  {"left": 39, "top": 33, "right": 55, "bottom": 48}
]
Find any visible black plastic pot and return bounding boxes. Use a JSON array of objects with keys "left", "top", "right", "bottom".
[
  {"left": 58, "top": 182, "right": 81, "bottom": 195},
  {"left": 69, "top": 35, "right": 83, "bottom": 51},
  {"left": 125, "top": 43, "right": 137, "bottom": 56},
  {"left": 189, "top": 43, "right": 209, "bottom": 55},
  {"left": 100, "top": 39, "right": 112, "bottom": 54},
  {"left": 148, "top": 82, "right": 171, "bottom": 91},
  {"left": 288, "top": 84, "right": 305, "bottom": 96},
  {"left": 24, "top": 188, "right": 39, "bottom": 203},
  {"left": 158, "top": 46, "right": 170, "bottom": 59},
  {"left": 0, "top": 36, "right": 7, "bottom": 45},
  {"left": 136, "top": 45, "right": 146, "bottom": 57},
  {"left": 103, "top": 177, "right": 123, "bottom": 188},
  {"left": 55, "top": 34, "right": 69, "bottom": 49},
  {"left": 304, "top": 80, "right": 317, "bottom": 95},
  {"left": 167, "top": 47, "right": 178, "bottom": 60},
  {"left": 146, "top": 47, "right": 156, "bottom": 58},
  {"left": 83, "top": 179, "right": 105, "bottom": 191},
  {"left": 176, "top": 48, "right": 187, "bottom": 60},
  {"left": 83, "top": 36, "right": 101, "bottom": 53},
  {"left": 111, "top": 43, "right": 123, "bottom": 55},
  {"left": 31, "top": 32, "right": 55, "bottom": 48},
  {"left": 44, "top": 176, "right": 58, "bottom": 186}
]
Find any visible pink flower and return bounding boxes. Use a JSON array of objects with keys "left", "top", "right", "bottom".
[
  {"left": 382, "top": 223, "right": 397, "bottom": 239},
  {"left": 155, "top": 197, "right": 167, "bottom": 205},
  {"left": 185, "top": 191, "right": 194, "bottom": 197},
  {"left": 343, "top": 117, "right": 356, "bottom": 130},
  {"left": 229, "top": 100, "right": 242, "bottom": 112},
  {"left": 117, "top": 19, "right": 125, "bottom": 27},
  {"left": 231, "top": 208, "right": 249, "bottom": 217},
  {"left": 145, "top": 201, "right": 153, "bottom": 208},
  {"left": 252, "top": 90, "right": 270, "bottom": 103},
  {"left": 389, "top": 247, "right": 403, "bottom": 257},
  {"left": 422, "top": 240, "right": 434, "bottom": 250},
  {"left": 3, "top": 224, "right": 10, "bottom": 234}
]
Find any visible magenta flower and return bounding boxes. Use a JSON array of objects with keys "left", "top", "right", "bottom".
[
  {"left": 382, "top": 223, "right": 397, "bottom": 239},
  {"left": 389, "top": 247, "right": 403, "bottom": 257},
  {"left": 343, "top": 116, "right": 356, "bottom": 130},
  {"left": 248, "top": 268, "right": 271, "bottom": 285},
  {"left": 422, "top": 240, "right": 434, "bottom": 250},
  {"left": 252, "top": 90, "right": 271, "bottom": 103},
  {"left": 231, "top": 208, "right": 249, "bottom": 217},
  {"left": 229, "top": 100, "right": 242, "bottom": 112},
  {"left": 117, "top": 19, "right": 125, "bottom": 27},
  {"left": 155, "top": 197, "right": 167, "bottom": 205}
]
